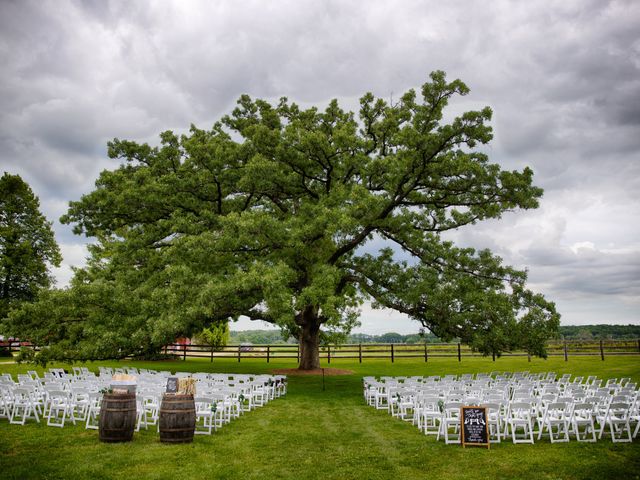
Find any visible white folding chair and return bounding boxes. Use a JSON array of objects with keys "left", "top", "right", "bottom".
[
  {"left": 210, "top": 393, "right": 227, "bottom": 430},
  {"left": 395, "top": 389, "right": 414, "bottom": 421},
  {"left": 274, "top": 376, "right": 287, "bottom": 397},
  {"left": 47, "top": 390, "right": 74, "bottom": 427},
  {"left": 0, "top": 385, "right": 13, "bottom": 419},
  {"left": 194, "top": 396, "right": 215, "bottom": 435},
  {"left": 70, "top": 387, "right": 91, "bottom": 422},
  {"left": 537, "top": 402, "right": 570, "bottom": 443},
  {"left": 140, "top": 392, "right": 161, "bottom": 428},
  {"left": 599, "top": 402, "right": 632, "bottom": 443},
  {"left": 507, "top": 402, "right": 535, "bottom": 444},
  {"left": 570, "top": 402, "right": 597, "bottom": 442},
  {"left": 484, "top": 402, "right": 503, "bottom": 443},
  {"left": 364, "top": 380, "right": 378, "bottom": 406},
  {"left": 251, "top": 381, "right": 267, "bottom": 408},
  {"left": 10, "top": 387, "right": 41, "bottom": 425},
  {"left": 85, "top": 392, "right": 102, "bottom": 430},
  {"left": 437, "top": 401, "right": 463, "bottom": 444},
  {"left": 419, "top": 396, "right": 441, "bottom": 436}
]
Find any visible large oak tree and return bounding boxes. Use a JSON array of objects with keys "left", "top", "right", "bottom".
[{"left": 7, "top": 72, "right": 559, "bottom": 368}]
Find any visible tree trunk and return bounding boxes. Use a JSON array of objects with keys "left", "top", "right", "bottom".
[{"left": 298, "top": 308, "right": 321, "bottom": 370}]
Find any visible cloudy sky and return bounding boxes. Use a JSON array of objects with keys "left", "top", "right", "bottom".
[{"left": 1, "top": 0, "right": 638, "bottom": 333}]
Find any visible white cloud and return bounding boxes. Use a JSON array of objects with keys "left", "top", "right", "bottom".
[{"left": 50, "top": 242, "right": 89, "bottom": 288}]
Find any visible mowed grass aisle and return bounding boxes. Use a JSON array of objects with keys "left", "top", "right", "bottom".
[{"left": 1, "top": 356, "right": 640, "bottom": 480}]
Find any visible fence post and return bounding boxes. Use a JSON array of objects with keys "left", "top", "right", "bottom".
[
  {"left": 328, "top": 345, "right": 331, "bottom": 364},
  {"left": 424, "top": 343, "right": 428, "bottom": 363},
  {"left": 238, "top": 345, "right": 241, "bottom": 363},
  {"left": 600, "top": 340, "right": 605, "bottom": 361},
  {"left": 267, "top": 345, "right": 270, "bottom": 363},
  {"left": 183, "top": 345, "right": 187, "bottom": 361},
  {"left": 564, "top": 341, "right": 568, "bottom": 362},
  {"left": 457, "top": 343, "right": 461, "bottom": 362},
  {"left": 528, "top": 353, "right": 531, "bottom": 363},
  {"left": 391, "top": 344, "right": 395, "bottom": 363},
  {"left": 637, "top": 339, "right": 640, "bottom": 353},
  {"left": 359, "top": 343, "right": 362, "bottom": 364},
  {"left": 210, "top": 345, "right": 214, "bottom": 363}
]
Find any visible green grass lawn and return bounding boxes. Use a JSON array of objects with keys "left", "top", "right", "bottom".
[{"left": 1, "top": 355, "right": 639, "bottom": 480}]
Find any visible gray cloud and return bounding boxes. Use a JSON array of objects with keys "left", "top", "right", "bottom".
[
  {"left": 1, "top": 0, "right": 638, "bottom": 330},
  {"left": 524, "top": 244, "right": 640, "bottom": 298}
]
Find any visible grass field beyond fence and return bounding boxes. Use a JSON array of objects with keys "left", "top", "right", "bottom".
[{"left": 1, "top": 356, "right": 639, "bottom": 480}]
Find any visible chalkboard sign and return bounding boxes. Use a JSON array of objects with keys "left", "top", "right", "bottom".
[
  {"left": 166, "top": 377, "right": 178, "bottom": 394},
  {"left": 461, "top": 406, "right": 490, "bottom": 448}
]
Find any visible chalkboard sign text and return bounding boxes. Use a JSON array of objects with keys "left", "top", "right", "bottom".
[{"left": 461, "top": 406, "right": 490, "bottom": 448}]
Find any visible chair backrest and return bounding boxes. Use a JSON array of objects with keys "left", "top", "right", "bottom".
[
  {"left": 608, "top": 402, "right": 630, "bottom": 419},
  {"left": 444, "top": 401, "right": 463, "bottom": 417},
  {"left": 571, "top": 402, "right": 594, "bottom": 416},
  {"left": 421, "top": 396, "right": 440, "bottom": 410},
  {"left": 545, "top": 402, "right": 568, "bottom": 415},
  {"left": 612, "top": 394, "right": 631, "bottom": 404},
  {"left": 484, "top": 393, "right": 505, "bottom": 403},
  {"left": 12, "top": 387, "right": 32, "bottom": 400},
  {"left": 49, "top": 390, "right": 69, "bottom": 401},
  {"left": 194, "top": 396, "right": 214, "bottom": 409},
  {"left": 509, "top": 402, "right": 533, "bottom": 418},
  {"left": 484, "top": 402, "right": 502, "bottom": 415}
]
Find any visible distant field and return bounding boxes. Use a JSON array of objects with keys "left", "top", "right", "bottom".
[{"left": 1, "top": 356, "right": 639, "bottom": 480}]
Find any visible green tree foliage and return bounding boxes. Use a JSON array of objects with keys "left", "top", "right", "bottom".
[
  {"left": 193, "top": 321, "right": 230, "bottom": 351},
  {"left": 7, "top": 72, "right": 559, "bottom": 368},
  {"left": 377, "top": 332, "right": 405, "bottom": 344},
  {"left": 0, "top": 173, "right": 61, "bottom": 321},
  {"left": 229, "top": 329, "right": 295, "bottom": 345}
]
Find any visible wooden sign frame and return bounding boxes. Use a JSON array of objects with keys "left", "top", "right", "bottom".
[
  {"left": 166, "top": 376, "right": 178, "bottom": 394},
  {"left": 460, "top": 406, "right": 490, "bottom": 449}
]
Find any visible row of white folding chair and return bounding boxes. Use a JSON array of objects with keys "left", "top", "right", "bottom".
[
  {"left": 192, "top": 390, "right": 249, "bottom": 435},
  {"left": 3, "top": 367, "right": 288, "bottom": 421},
  {"left": 0, "top": 381, "right": 96, "bottom": 427},
  {"left": 2, "top": 385, "right": 43, "bottom": 425},
  {"left": 368, "top": 372, "right": 632, "bottom": 395},
  {"left": 505, "top": 396, "right": 636, "bottom": 443},
  {"left": 413, "top": 394, "right": 638, "bottom": 444},
  {"left": 553, "top": 399, "right": 636, "bottom": 443},
  {"left": 373, "top": 375, "right": 637, "bottom": 401},
  {"left": 0, "top": 375, "right": 246, "bottom": 430},
  {"left": 194, "top": 395, "right": 228, "bottom": 434}
]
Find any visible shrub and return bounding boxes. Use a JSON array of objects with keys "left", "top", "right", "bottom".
[{"left": 0, "top": 346, "right": 13, "bottom": 357}]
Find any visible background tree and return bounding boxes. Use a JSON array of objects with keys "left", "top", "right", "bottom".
[
  {"left": 378, "top": 332, "right": 404, "bottom": 344},
  {"left": 9, "top": 72, "right": 559, "bottom": 368},
  {"left": 193, "top": 321, "right": 230, "bottom": 351},
  {"left": 0, "top": 173, "right": 61, "bottom": 322}
]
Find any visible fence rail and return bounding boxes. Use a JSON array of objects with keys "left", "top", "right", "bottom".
[
  {"left": 3, "top": 339, "right": 639, "bottom": 363},
  {"left": 158, "top": 339, "right": 640, "bottom": 363}
]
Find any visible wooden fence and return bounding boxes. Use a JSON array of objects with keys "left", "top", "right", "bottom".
[
  {"left": 3, "top": 339, "right": 639, "bottom": 363},
  {"left": 160, "top": 339, "right": 640, "bottom": 363}
]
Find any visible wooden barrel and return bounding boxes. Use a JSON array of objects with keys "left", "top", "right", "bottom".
[
  {"left": 159, "top": 394, "right": 196, "bottom": 443},
  {"left": 99, "top": 393, "right": 137, "bottom": 443}
]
